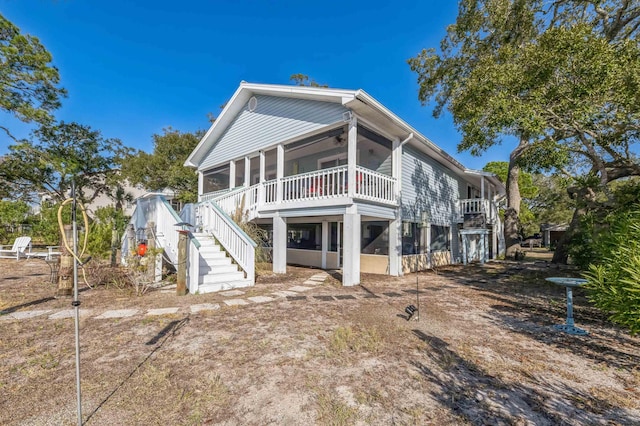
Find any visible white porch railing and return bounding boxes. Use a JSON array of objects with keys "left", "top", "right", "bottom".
[
  {"left": 122, "top": 195, "right": 185, "bottom": 265},
  {"left": 199, "top": 200, "right": 257, "bottom": 284},
  {"left": 122, "top": 195, "right": 202, "bottom": 291},
  {"left": 355, "top": 166, "right": 396, "bottom": 204},
  {"left": 281, "top": 165, "right": 349, "bottom": 202},
  {"left": 458, "top": 199, "right": 498, "bottom": 224},
  {"left": 200, "top": 188, "right": 231, "bottom": 202},
  {"left": 213, "top": 184, "right": 260, "bottom": 220},
  {"left": 264, "top": 179, "right": 277, "bottom": 203}
]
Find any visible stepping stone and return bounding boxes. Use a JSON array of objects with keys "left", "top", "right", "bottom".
[
  {"left": 224, "top": 299, "right": 249, "bottom": 306},
  {"left": 1, "top": 310, "right": 52, "bottom": 320},
  {"left": 403, "top": 289, "right": 419, "bottom": 294},
  {"left": 49, "top": 309, "right": 93, "bottom": 319},
  {"left": 383, "top": 292, "right": 403, "bottom": 298},
  {"left": 313, "top": 295, "right": 335, "bottom": 301},
  {"left": 303, "top": 280, "right": 322, "bottom": 286},
  {"left": 146, "top": 307, "right": 180, "bottom": 316},
  {"left": 286, "top": 295, "right": 307, "bottom": 301},
  {"left": 190, "top": 303, "right": 220, "bottom": 313},
  {"left": 247, "top": 296, "right": 274, "bottom": 304},
  {"left": 288, "top": 286, "right": 312, "bottom": 292},
  {"left": 94, "top": 309, "right": 139, "bottom": 319},
  {"left": 334, "top": 295, "right": 356, "bottom": 300},
  {"left": 310, "top": 274, "right": 328, "bottom": 280},
  {"left": 220, "top": 290, "right": 245, "bottom": 297},
  {"left": 272, "top": 290, "right": 299, "bottom": 298},
  {"left": 362, "top": 294, "right": 380, "bottom": 298}
]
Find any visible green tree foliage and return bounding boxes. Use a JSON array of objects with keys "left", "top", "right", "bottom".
[
  {"left": 0, "top": 121, "right": 128, "bottom": 203},
  {"left": 0, "top": 199, "right": 29, "bottom": 243},
  {"left": 408, "top": 0, "right": 640, "bottom": 258},
  {"left": 30, "top": 202, "right": 69, "bottom": 245},
  {"left": 582, "top": 205, "right": 640, "bottom": 334},
  {"left": 0, "top": 13, "right": 66, "bottom": 138},
  {"left": 529, "top": 174, "right": 574, "bottom": 226},
  {"left": 289, "top": 74, "right": 328, "bottom": 88},
  {"left": 87, "top": 206, "right": 128, "bottom": 259},
  {"left": 120, "top": 128, "right": 202, "bottom": 204}
]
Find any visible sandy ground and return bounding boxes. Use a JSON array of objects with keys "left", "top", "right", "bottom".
[{"left": 0, "top": 256, "right": 639, "bottom": 425}]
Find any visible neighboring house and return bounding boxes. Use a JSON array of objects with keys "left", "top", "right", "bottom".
[
  {"left": 172, "top": 82, "right": 505, "bottom": 290},
  {"left": 541, "top": 223, "right": 568, "bottom": 248}
]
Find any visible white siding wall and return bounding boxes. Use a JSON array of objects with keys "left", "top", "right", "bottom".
[
  {"left": 401, "top": 145, "right": 462, "bottom": 257},
  {"left": 199, "top": 95, "right": 348, "bottom": 171}
]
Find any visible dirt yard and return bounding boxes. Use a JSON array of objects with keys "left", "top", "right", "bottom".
[{"left": 1, "top": 256, "right": 639, "bottom": 425}]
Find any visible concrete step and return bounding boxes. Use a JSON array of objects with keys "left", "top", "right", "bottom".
[
  {"left": 196, "top": 279, "right": 253, "bottom": 294},
  {"left": 199, "top": 271, "right": 246, "bottom": 285},
  {"left": 199, "top": 251, "right": 227, "bottom": 261},
  {"left": 200, "top": 256, "right": 233, "bottom": 268},
  {"left": 199, "top": 264, "right": 238, "bottom": 274}
]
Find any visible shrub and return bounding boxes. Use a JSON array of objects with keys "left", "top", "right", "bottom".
[
  {"left": 582, "top": 205, "right": 640, "bottom": 334},
  {"left": 86, "top": 206, "right": 128, "bottom": 259}
]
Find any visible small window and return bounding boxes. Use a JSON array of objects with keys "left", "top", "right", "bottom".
[{"left": 430, "top": 225, "right": 450, "bottom": 251}]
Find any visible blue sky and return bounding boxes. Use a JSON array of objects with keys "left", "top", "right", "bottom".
[{"left": 1, "top": 0, "right": 508, "bottom": 170}]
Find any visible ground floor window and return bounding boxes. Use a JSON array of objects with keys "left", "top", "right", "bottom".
[
  {"left": 361, "top": 221, "right": 388, "bottom": 255},
  {"left": 402, "top": 222, "right": 421, "bottom": 254},
  {"left": 431, "top": 225, "right": 450, "bottom": 251},
  {"left": 287, "top": 223, "right": 321, "bottom": 250}
]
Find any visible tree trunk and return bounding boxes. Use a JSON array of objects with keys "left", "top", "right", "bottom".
[
  {"left": 504, "top": 137, "right": 527, "bottom": 258},
  {"left": 551, "top": 205, "right": 586, "bottom": 264}
]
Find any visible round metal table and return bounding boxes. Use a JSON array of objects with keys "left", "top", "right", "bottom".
[{"left": 546, "top": 277, "right": 589, "bottom": 335}]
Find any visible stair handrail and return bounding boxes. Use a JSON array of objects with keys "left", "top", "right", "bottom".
[
  {"left": 210, "top": 184, "right": 259, "bottom": 220},
  {"left": 121, "top": 195, "right": 201, "bottom": 267},
  {"left": 199, "top": 200, "right": 257, "bottom": 284}
]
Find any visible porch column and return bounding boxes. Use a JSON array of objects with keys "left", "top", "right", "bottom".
[
  {"left": 258, "top": 150, "right": 265, "bottom": 205},
  {"left": 244, "top": 156, "right": 250, "bottom": 187},
  {"left": 388, "top": 215, "right": 401, "bottom": 276},
  {"left": 342, "top": 206, "right": 361, "bottom": 286},
  {"left": 481, "top": 175, "right": 485, "bottom": 199},
  {"left": 481, "top": 232, "right": 487, "bottom": 264},
  {"left": 462, "top": 234, "right": 468, "bottom": 265},
  {"left": 493, "top": 226, "right": 498, "bottom": 260},
  {"left": 347, "top": 117, "right": 357, "bottom": 198},
  {"left": 273, "top": 214, "right": 287, "bottom": 273},
  {"left": 276, "top": 144, "right": 284, "bottom": 203},
  {"left": 197, "top": 171, "right": 203, "bottom": 202},
  {"left": 259, "top": 151, "right": 266, "bottom": 182},
  {"left": 229, "top": 161, "right": 236, "bottom": 189},
  {"left": 321, "top": 220, "right": 328, "bottom": 269},
  {"left": 392, "top": 137, "right": 401, "bottom": 199},
  {"left": 425, "top": 222, "right": 431, "bottom": 269}
]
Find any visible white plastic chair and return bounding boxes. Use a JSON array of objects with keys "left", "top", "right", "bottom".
[{"left": 0, "top": 236, "right": 32, "bottom": 260}]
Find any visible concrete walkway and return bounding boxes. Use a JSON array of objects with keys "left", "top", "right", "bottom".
[{"left": 1, "top": 271, "right": 414, "bottom": 322}]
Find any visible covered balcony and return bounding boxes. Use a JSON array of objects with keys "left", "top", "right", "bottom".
[{"left": 199, "top": 121, "right": 398, "bottom": 216}]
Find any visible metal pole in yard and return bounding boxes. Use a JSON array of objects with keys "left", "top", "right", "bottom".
[{"left": 71, "top": 179, "right": 83, "bottom": 425}]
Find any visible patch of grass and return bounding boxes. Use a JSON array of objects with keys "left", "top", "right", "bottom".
[
  {"left": 29, "top": 351, "right": 59, "bottom": 370},
  {"left": 315, "top": 388, "right": 359, "bottom": 426},
  {"left": 328, "top": 326, "right": 382, "bottom": 357}
]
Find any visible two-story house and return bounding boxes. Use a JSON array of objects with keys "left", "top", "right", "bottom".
[{"left": 165, "top": 82, "right": 504, "bottom": 292}]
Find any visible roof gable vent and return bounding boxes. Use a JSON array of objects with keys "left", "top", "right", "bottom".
[{"left": 248, "top": 96, "right": 258, "bottom": 112}]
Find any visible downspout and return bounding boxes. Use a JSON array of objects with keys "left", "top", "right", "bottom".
[{"left": 400, "top": 133, "right": 414, "bottom": 146}]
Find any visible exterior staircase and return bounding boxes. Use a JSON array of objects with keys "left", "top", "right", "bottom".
[{"left": 193, "top": 232, "right": 253, "bottom": 293}]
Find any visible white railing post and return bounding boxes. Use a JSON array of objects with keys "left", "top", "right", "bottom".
[
  {"left": 276, "top": 144, "right": 284, "bottom": 203},
  {"left": 187, "top": 238, "right": 200, "bottom": 294}
]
